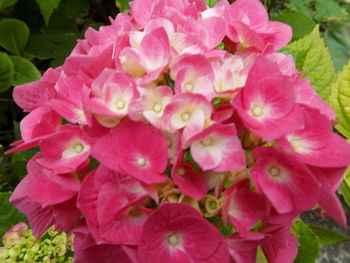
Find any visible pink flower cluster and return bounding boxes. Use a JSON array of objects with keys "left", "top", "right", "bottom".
[{"left": 8, "top": 0, "right": 350, "bottom": 262}]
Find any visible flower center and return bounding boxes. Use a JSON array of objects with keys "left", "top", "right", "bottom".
[
  {"left": 251, "top": 105, "right": 263, "bottom": 117},
  {"left": 177, "top": 167, "right": 185, "bottom": 176},
  {"left": 268, "top": 165, "right": 281, "bottom": 177},
  {"left": 181, "top": 112, "right": 191, "bottom": 121},
  {"left": 116, "top": 100, "right": 126, "bottom": 110},
  {"left": 185, "top": 83, "right": 193, "bottom": 92},
  {"left": 128, "top": 207, "right": 142, "bottom": 218},
  {"left": 136, "top": 157, "right": 147, "bottom": 167},
  {"left": 167, "top": 233, "right": 180, "bottom": 246},
  {"left": 152, "top": 103, "right": 162, "bottom": 113},
  {"left": 209, "top": 200, "right": 217, "bottom": 210},
  {"left": 200, "top": 137, "right": 212, "bottom": 146},
  {"left": 73, "top": 143, "right": 84, "bottom": 154}
]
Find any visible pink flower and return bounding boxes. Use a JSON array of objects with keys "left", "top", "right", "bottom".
[
  {"left": 163, "top": 93, "right": 212, "bottom": 142},
  {"left": 171, "top": 150, "right": 208, "bottom": 200},
  {"left": 139, "top": 203, "right": 230, "bottom": 263},
  {"left": 92, "top": 118, "right": 168, "bottom": 184},
  {"left": 224, "top": 0, "right": 292, "bottom": 52},
  {"left": 222, "top": 179, "right": 267, "bottom": 236},
  {"left": 73, "top": 225, "right": 134, "bottom": 263},
  {"left": 171, "top": 54, "right": 215, "bottom": 101},
  {"left": 13, "top": 68, "right": 60, "bottom": 112},
  {"left": 226, "top": 232, "right": 265, "bottom": 263},
  {"left": 10, "top": 154, "right": 81, "bottom": 238},
  {"left": 232, "top": 57, "right": 304, "bottom": 142},
  {"left": 77, "top": 165, "right": 154, "bottom": 245},
  {"left": 49, "top": 73, "right": 92, "bottom": 125},
  {"left": 188, "top": 123, "right": 246, "bottom": 172},
  {"left": 6, "top": 106, "right": 61, "bottom": 154},
  {"left": 250, "top": 147, "right": 320, "bottom": 214},
  {"left": 277, "top": 106, "right": 350, "bottom": 167},
  {"left": 89, "top": 68, "right": 138, "bottom": 119},
  {"left": 261, "top": 225, "right": 298, "bottom": 263},
  {"left": 36, "top": 125, "right": 92, "bottom": 174}
]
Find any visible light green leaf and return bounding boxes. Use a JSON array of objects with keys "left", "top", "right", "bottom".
[
  {"left": 339, "top": 166, "right": 350, "bottom": 207},
  {"left": 9, "top": 56, "right": 41, "bottom": 86},
  {"left": 116, "top": 0, "right": 132, "bottom": 12},
  {"left": 256, "top": 246, "right": 268, "bottom": 263},
  {"left": 281, "top": 26, "right": 336, "bottom": 102},
  {"left": 36, "top": 0, "right": 61, "bottom": 24},
  {"left": 205, "top": 0, "right": 220, "bottom": 8},
  {"left": 292, "top": 219, "right": 320, "bottom": 263},
  {"left": 0, "top": 52, "right": 14, "bottom": 92},
  {"left": 272, "top": 12, "right": 315, "bottom": 41},
  {"left": 340, "top": 181, "right": 350, "bottom": 207},
  {"left": 0, "top": 0, "right": 17, "bottom": 11},
  {"left": 0, "top": 18, "right": 29, "bottom": 55},
  {"left": 0, "top": 192, "right": 27, "bottom": 245},
  {"left": 343, "top": 166, "right": 350, "bottom": 188},
  {"left": 330, "top": 60, "right": 350, "bottom": 138},
  {"left": 308, "top": 225, "right": 350, "bottom": 245},
  {"left": 324, "top": 22, "right": 350, "bottom": 71}
]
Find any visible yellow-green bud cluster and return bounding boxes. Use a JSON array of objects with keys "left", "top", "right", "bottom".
[{"left": 0, "top": 222, "right": 74, "bottom": 263}]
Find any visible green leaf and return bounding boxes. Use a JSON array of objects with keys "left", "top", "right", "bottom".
[
  {"left": 292, "top": 219, "right": 320, "bottom": 263},
  {"left": 9, "top": 56, "right": 41, "bottom": 86},
  {"left": 286, "top": 0, "right": 313, "bottom": 19},
  {"left": 205, "top": 0, "right": 220, "bottom": 8},
  {"left": 0, "top": 18, "right": 29, "bottom": 56},
  {"left": 36, "top": 0, "right": 61, "bottom": 24},
  {"left": 0, "top": 192, "right": 27, "bottom": 245},
  {"left": 339, "top": 166, "right": 350, "bottom": 207},
  {"left": 324, "top": 22, "right": 350, "bottom": 71},
  {"left": 0, "top": 52, "right": 14, "bottom": 92},
  {"left": 315, "top": 0, "right": 347, "bottom": 22},
  {"left": 281, "top": 26, "right": 337, "bottom": 102},
  {"left": 340, "top": 181, "right": 350, "bottom": 207},
  {"left": 256, "top": 246, "right": 269, "bottom": 263},
  {"left": 330, "top": 60, "right": 350, "bottom": 138},
  {"left": 272, "top": 12, "right": 315, "bottom": 41},
  {"left": 308, "top": 225, "right": 350, "bottom": 245},
  {"left": 25, "top": 34, "right": 56, "bottom": 59},
  {"left": 116, "top": 0, "right": 132, "bottom": 12},
  {"left": 0, "top": 0, "right": 17, "bottom": 11}
]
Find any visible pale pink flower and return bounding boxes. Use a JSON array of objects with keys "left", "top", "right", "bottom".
[
  {"left": 188, "top": 123, "right": 246, "bottom": 172},
  {"left": 224, "top": 0, "right": 292, "bottom": 52}
]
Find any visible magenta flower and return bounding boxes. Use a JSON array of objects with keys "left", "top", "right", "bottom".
[
  {"left": 251, "top": 147, "right": 320, "bottom": 214},
  {"left": 92, "top": 118, "right": 168, "bottom": 183},
  {"left": 139, "top": 203, "right": 230, "bottom": 263},
  {"left": 222, "top": 179, "right": 267, "bottom": 236},
  {"left": 232, "top": 57, "right": 303, "bottom": 142}
]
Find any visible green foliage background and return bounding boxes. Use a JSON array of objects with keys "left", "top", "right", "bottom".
[{"left": 1, "top": 0, "right": 350, "bottom": 262}]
